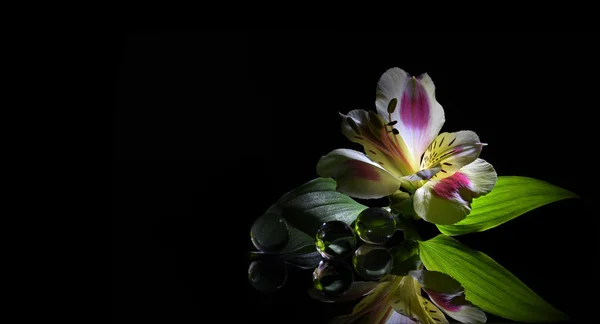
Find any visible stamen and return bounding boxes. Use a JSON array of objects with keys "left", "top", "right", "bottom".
[
  {"left": 385, "top": 114, "right": 403, "bottom": 151},
  {"left": 387, "top": 98, "right": 398, "bottom": 114}
]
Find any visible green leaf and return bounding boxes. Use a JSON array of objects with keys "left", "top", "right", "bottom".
[
  {"left": 418, "top": 234, "right": 568, "bottom": 323},
  {"left": 251, "top": 178, "right": 368, "bottom": 254},
  {"left": 280, "top": 227, "right": 314, "bottom": 254},
  {"left": 437, "top": 176, "right": 578, "bottom": 236}
]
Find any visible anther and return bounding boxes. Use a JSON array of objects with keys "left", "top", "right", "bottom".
[{"left": 387, "top": 98, "right": 398, "bottom": 114}]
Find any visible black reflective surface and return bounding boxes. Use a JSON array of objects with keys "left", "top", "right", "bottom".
[{"left": 112, "top": 30, "right": 593, "bottom": 324}]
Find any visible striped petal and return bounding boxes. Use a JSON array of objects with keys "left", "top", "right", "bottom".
[
  {"left": 413, "top": 159, "right": 497, "bottom": 225},
  {"left": 389, "top": 276, "right": 449, "bottom": 324},
  {"left": 375, "top": 68, "right": 445, "bottom": 163},
  {"left": 317, "top": 149, "right": 402, "bottom": 199},
  {"left": 341, "top": 109, "right": 417, "bottom": 176},
  {"left": 409, "top": 270, "right": 487, "bottom": 324},
  {"left": 420, "top": 131, "right": 485, "bottom": 180},
  {"left": 330, "top": 280, "right": 395, "bottom": 324}
]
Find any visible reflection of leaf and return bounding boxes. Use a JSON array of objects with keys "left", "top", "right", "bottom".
[
  {"left": 391, "top": 254, "right": 421, "bottom": 277},
  {"left": 390, "top": 240, "right": 421, "bottom": 276},
  {"left": 437, "top": 176, "right": 578, "bottom": 236},
  {"left": 251, "top": 178, "right": 367, "bottom": 255},
  {"left": 418, "top": 235, "right": 568, "bottom": 323},
  {"left": 283, "top": 251, "right": 323, "bottom": 269}
]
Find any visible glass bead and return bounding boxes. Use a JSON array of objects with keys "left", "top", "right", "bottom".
[
  {"left": 354, "top": 207, "right": 396, "bottom": 244},
  {"left": 352, "top": 244, "right": 393, "bottom": 280},
  {"left": 248, "top": 256, "right": 287, "bottom": 293},
  {"left": 315, "top": 220, "right": 356, "bottom": 259},
  {"left": 250, "top": 213, "right": 290, "bottom": 253},
  {"left": 312, "top": 260, "right": 354, "bottom": 297}
]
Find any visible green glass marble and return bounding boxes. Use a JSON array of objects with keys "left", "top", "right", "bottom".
[
  {"left": 352, "top": 244, "right": 393, "bottom": 280},
  {"left": 250, "top": 213, "right": 290, "bottom": 253},
  {"left": 315, "top": 220, "right": 356, "bottom": 259},
  {"left": 354, "top": 207, "right": 396, "bottom": 244},
  {"left": 312, "top": 260, "right": 354, "bottom": 297},
  {"left": 248, "top": 256, "right": 287, "bottom": 293}
]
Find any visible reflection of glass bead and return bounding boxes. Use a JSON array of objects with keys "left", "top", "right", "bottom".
[
  {"left": 250, "top": 213, "right": 290, "bottom": 253},
  {"left": 354, "top": 207, "right": 396, "bottom": 244},
  {"left": 312, "top": 260, "right": 354, "bottom": 297},
  {"left": 352, "top": 244, "right": 393, "bottom": 280},
  {"left": 248, "top": 256, "right": 287, "bottom": 293},
  {"left": 315, "top": 221, "right": 356, "bottom": 259}
]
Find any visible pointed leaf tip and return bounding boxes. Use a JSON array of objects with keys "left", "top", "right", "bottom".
[{"left": 437, "top": 176, "right": 579, "bottom": 236}]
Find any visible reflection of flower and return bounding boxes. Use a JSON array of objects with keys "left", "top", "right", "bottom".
[
  {"left": 317, "top": 68, "right": 497, "bottom": 225},
  {"left": 311, "top": 270, "right": 486, "bottom": 324}
]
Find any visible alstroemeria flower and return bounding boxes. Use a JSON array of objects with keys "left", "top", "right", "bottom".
[
  {"left": 310, "top": 270, "right": 486, "bottom": 324},
  {"left": 317, "top": 68, "right": 497, "bottom": 225}
]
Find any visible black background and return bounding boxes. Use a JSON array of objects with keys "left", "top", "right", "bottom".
[{"left": 111, "top": 31, "right": 595, "bottom": 323}]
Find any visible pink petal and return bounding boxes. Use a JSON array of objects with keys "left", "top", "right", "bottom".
[
  {"left": 317, "top": 149, "right": 402, "bottom": 199},
  {"left": 375, "top": 68, "right": 445, "bottom": 163},
  {"left": 413, "top": 159, "right": 497, "bottom": 225}
]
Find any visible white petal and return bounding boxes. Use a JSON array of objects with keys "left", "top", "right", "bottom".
[
  {"left": 386, "top": 311, "right": 418, "bottom": 324},
  {"left": 458, "top": 158, "right": 497, "bottom": 197},
  {"left": 316, "top": 149, "right": 402, "bottom": 199},
  {"left": 413, "top": 159, "right": 497, "bottom": 225},
  {"left": 375, "top": 68, "right": 445, "bottom": 163}
]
